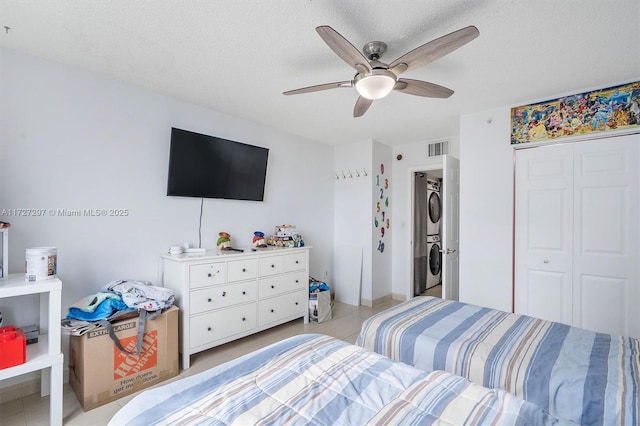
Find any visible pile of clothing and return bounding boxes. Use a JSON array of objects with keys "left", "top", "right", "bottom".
[{"left": 61, "top": 280, "right": 175, "bottom": 354}]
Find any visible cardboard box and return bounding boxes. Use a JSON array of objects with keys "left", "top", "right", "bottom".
[{"left": 69, "top": 306, "right": 179, "bottom": 411}]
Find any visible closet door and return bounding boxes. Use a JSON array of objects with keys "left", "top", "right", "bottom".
[
  {"left": 515, "top": 135, "right": 640, "bottom": 337},
  {"left": 572, "top": 136, "right": 639, "bottom": 337},
  {"left": 515, "top": 144, "right": 574, "bottom": 325}
]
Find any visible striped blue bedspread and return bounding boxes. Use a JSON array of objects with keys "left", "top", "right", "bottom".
[
  {"left": 356, "top": 296, "right": 640, "bottom": 426},
  {"left": 109, "top": 334, "right": 569, "bottom": 425}
]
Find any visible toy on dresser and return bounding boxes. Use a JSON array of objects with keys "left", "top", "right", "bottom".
[
  {"left": 216, "top": 232, "right": 244, "bottom": 252},
  {"left": 268, "top": 225, "right": 304, "bottom": 248},
  {"left": 252, "top": 231, "right": 267, "bottom": 248},
  {"left": 216, "top": 232, "right": 231, "bottom": 250}
]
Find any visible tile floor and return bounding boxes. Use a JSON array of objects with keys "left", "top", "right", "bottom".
[
  {"left": 421, "top": 283, "right": 442, "bottom": 298},
  {"left": 1, "top": 298, "right": 400, "bottom": 425}
]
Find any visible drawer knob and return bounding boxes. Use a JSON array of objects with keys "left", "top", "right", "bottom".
[
  {"left": 295, "top": 260, "right": 299, "bottom": 264},
  {"left": 208, "top": 298, "right": 212, "bottom": 302},
  {"left": 270, "top": 309, "right": 274, "bottom": 313},
  {"left": 295, "top": 280, "right": 299, "bottom": 283},
  {"left": 271, "top": 264, "right": 275, "bottom": 268},
  {"left": 222, "top": 291, "right": 226, "bottom": 297},
  {"left": 242, "top": 268, "right": 246, "bottom": 272},
  {"left": 242, "top": 291, "right": 246, "bottom": 295},
  {"left": 207, "top": 273, "right": 212, "bottom": 277},
  {"left": 242, "top": 317, "right": 246, "bottom": 321},
  {"left": 271, "top": 285, "right": 275, "bottom": 289},
  {"left": 207, "top": 327, "right": 212, "bottom": 331},
  {"left": 295, "top": 302, "right": 299, "bottom": 305}
]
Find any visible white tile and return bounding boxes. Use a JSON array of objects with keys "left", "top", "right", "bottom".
[
  {"left": 64, "top": 400, "right": 121, "bottom": 426},
  {"left": 1, "top": 411, "right": 26, "bottom": 426},
  {"left": 0, "top": 399, "right": 24, "bottom": 419}
]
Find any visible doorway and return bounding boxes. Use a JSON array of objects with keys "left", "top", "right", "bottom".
[
  {"left": 413, "top": 170, "right": 443, "bottom": 299},
  {"left": 409, "top": 156, "right": 460, "bottom": 302}
]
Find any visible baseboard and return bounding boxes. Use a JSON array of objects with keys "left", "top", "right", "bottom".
[
  {"left": 391, "top": 293, "right": 407, "bottom": 302},
  {"left": 361, "top": 294, "right": 394, "bottom": 307}
]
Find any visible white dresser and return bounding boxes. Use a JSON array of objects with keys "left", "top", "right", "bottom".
[{"left": 161, "top": 246, "right": 310, "bottom": 369}]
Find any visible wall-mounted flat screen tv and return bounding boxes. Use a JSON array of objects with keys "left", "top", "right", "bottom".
[{"left": 167, "top": 127, "right": 269, "bottom": 201}]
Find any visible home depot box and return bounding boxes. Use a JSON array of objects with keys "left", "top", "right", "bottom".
[{"left": 69, "top": 306, "right": 179, "bottom": 411}]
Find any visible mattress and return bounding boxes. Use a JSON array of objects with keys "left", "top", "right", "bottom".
[
  {"left": 109, "top": 333, "right": 568, "bottom": 425},
  {"left": 356, "top": 296, "right": 640, "bottom": 426}
]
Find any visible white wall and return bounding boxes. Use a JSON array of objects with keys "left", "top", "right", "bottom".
[
  {"left": 0, "top": 48, "right": 334, "bottom": 335},
  {"left": 390, "top": 137, "right": 459, "bottom": 299},
  {"left": 371, "top": 141, "right": 392, "bottom": 301},
  {"left": 459, "top": 108, "right": 513, "bottom": 311},
  {"left": 333, "top": 141, "right": 372, "bottom": 304},
  {"left": 333, "top": 140, "right": 394, "bottom": 305}
]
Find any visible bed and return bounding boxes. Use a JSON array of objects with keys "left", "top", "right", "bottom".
[
  {"left": 109, "top": 333, "right": 569, "bottom": 425},
  {"left": 356, "top": 296, "right": 640, "bottom": 426}
]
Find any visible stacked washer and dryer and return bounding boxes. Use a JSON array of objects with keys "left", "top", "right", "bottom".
[{"left": 426, "top": 179, "right": 442, "bottom": 290}]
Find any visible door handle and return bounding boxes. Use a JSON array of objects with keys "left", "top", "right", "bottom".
[{"left": 439, "top": 248, "right": 457, "bottom": 254}]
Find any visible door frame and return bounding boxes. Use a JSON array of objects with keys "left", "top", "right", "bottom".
[{"left": 408, "top": 162, "right": 443, "bottom": 299}]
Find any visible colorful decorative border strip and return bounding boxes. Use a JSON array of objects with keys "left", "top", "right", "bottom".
[{"left": 511, "top": 81, "right": 640, "bottom": 144}]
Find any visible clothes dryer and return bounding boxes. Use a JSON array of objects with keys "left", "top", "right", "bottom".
[
  {"left": 426, "top": 234, "right": 442, "bottom": 289},
  {"left": 427, "top": 179, "right": 441, "bottom": 236}
]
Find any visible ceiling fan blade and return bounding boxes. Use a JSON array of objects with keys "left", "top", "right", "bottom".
[
  {"left": 389, "top": 26, "right": 479, "bottom": 75},
  {"left": 283, "top": 81, "right": 352, "bottom": 95},
  {"left": 354, "top": 96, "right": 373, "bottom": 118},
  {"left": 394, "top": 79, "right": 454, "bottom": 98},
  {"left": 316, "top": 26, "right": 372, "bottom": 73}
]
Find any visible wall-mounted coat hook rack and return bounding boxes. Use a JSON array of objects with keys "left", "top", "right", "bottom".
[{"left": 334, "top": 168, "right": 368, "bottom": 179}]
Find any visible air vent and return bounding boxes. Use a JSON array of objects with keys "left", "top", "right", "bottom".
[{"left": 427, "top": 140, "right": 449, "bottom": 157}]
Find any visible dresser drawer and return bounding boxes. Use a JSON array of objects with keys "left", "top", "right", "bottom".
[
  {"left": 189, "top": 263, "right": 226, "bottom": 289},
  {"left": 258, "top": 290, "right": 307, "bottom": 326},
  {"left": 190, "top": 303, "right": 257, "bottom": 349},
  {"left": 258, "top": 271, "right": 307, "bottom": 298},
  {"left": 190, "top": 282, "right": 257, "bottom": 315},
  {"left": 227, "top": 259, "right": 257, "bottom": 282},
  {"left": 285, "top": 252, "right": 307, "bottom": 272},
  {"left": 258, "top": 255, "right": 284, "bottom": 277}
]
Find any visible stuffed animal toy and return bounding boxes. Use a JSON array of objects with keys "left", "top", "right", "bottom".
[
  {"left": 216, "top": 232, "right": 231, "bottom": 250},
  {"left": 252, "top": 231, "right": 267, "bottom": 248}
]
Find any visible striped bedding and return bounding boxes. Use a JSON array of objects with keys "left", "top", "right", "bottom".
[
  {"left": 109, "top": 334, "right": 569, "bottom": 426},
  {"left": 356, "top": 296, "right": 640, "bottom": 426}
]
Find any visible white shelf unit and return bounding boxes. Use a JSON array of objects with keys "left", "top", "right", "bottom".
[
  {"left": 0, "top": 228, "right": 7, "bottom": 278},
  {"left": 0, "top": 274, "right": 63, "bottom": 426}
]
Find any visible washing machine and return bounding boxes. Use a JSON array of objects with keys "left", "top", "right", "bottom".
[
  {"left": 427, "top": 179, "right": 441, "bottom": 236},
  {"left": 426, "top": 234, "right": 442, "bottom": 289}
]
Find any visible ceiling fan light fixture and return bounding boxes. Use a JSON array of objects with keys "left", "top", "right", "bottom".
[{"left": 355, "top": 69, "right": 397, "bottom": 100}]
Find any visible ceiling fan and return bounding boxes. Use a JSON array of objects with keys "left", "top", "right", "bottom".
[{"left": 284, "top": 25, "right": 479, "bottom": 117}]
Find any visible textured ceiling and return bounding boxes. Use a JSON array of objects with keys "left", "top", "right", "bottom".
[{"left": 1, "top": 0, "right": 639, "bottom": 146}]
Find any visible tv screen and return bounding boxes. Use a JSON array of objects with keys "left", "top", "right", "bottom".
[{"left": 167, "top": 128, "right": 269, "bottom": 201}]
